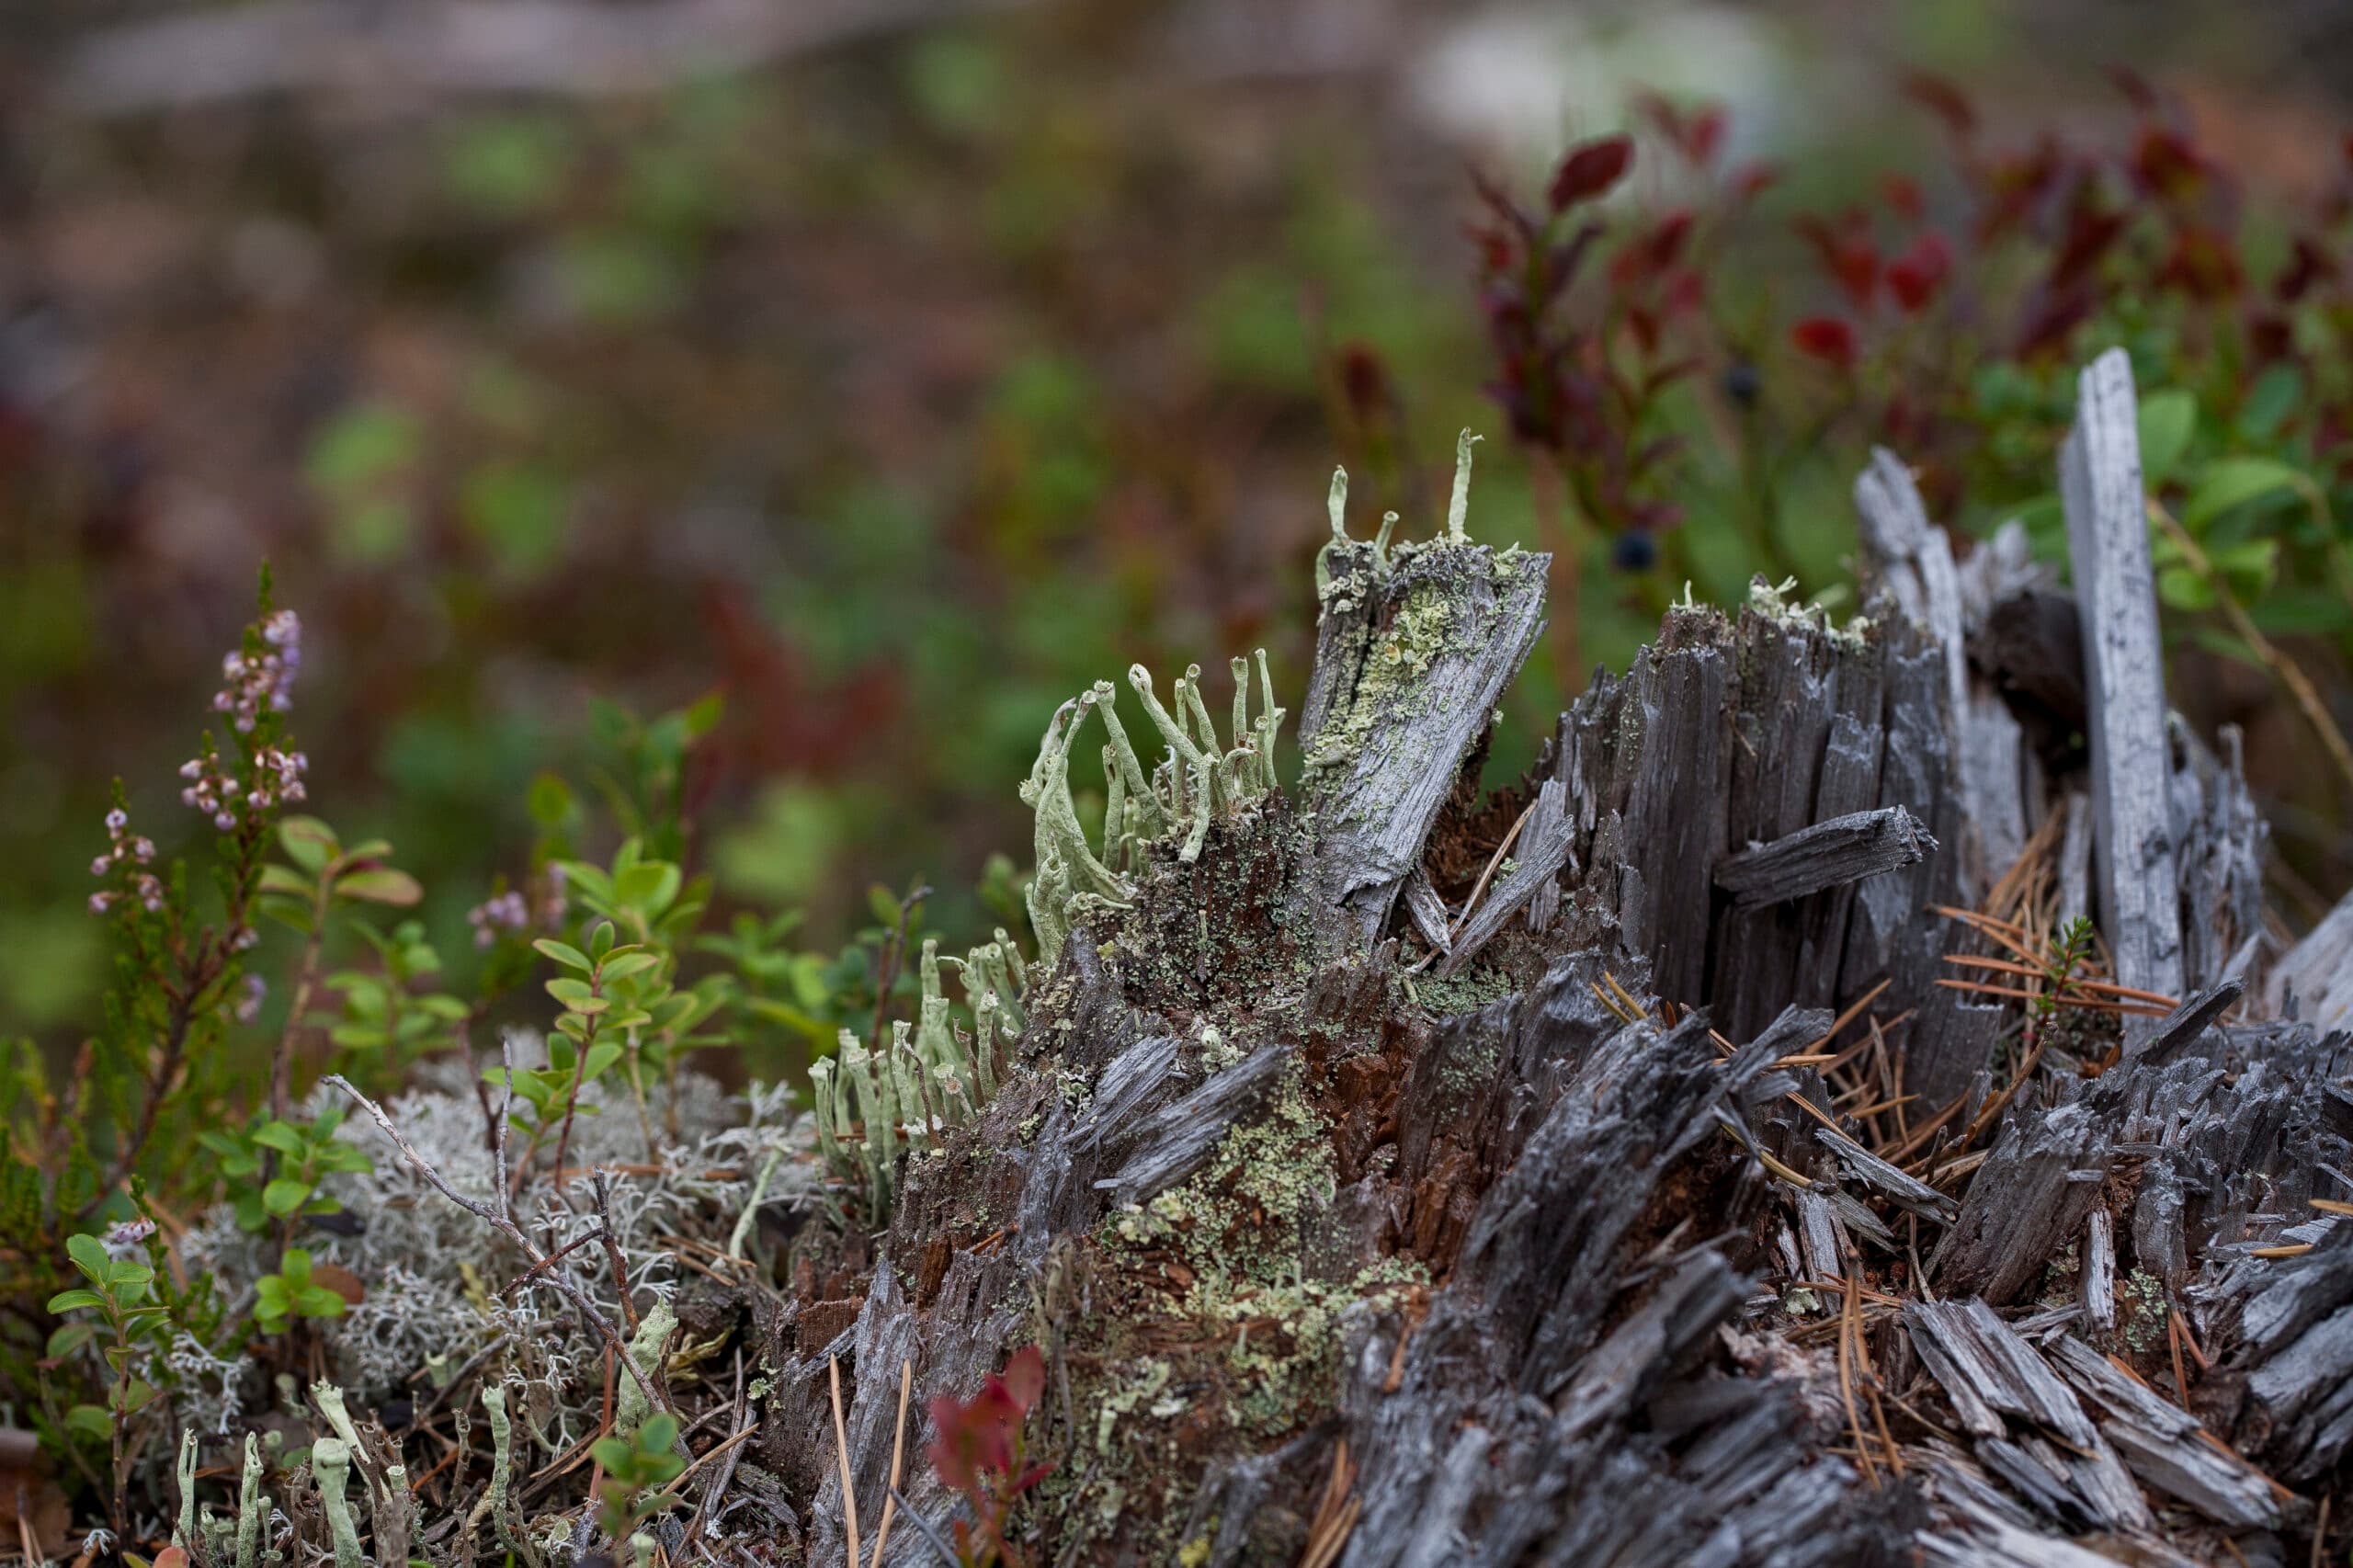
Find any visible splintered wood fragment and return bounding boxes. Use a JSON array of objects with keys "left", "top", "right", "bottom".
[
  {"left": 2045, "top": 1335, "right": 2280, "bottom": 1528},
  {"left": 2265, "top": 885, "right": 2353, "bottom": 1031},
  {"left": 2080, "top": 1210, "right": 2115, "bottom": 1333},
  {"left": 2139, "top": 978, "right": 2242, "bottom": 1064},
  {"left": 1814, "top": 1125, "right": 1959, "bottom": 1221},
  {"left": 1400, "top": 866, "right": 1450, "bottom": 955},
  {"left": 1303, "top": 539, "right": 1551, "bottom": 946},
  {"left": 1716, "top": 805, "right": 1938, "bottom": 909},
  {"left": 1092, "top": 1045, "right": 1292, "bottom": 1206},
  {"left": 2059, "top": 348, "right": 2185, "bottom": 1024},
  {"left": 1438, "top": 779, "right": 1571, "bottom": 977},
  {"left": 1904, "top": 1298, "right": 2097, "bottom": 1448}
]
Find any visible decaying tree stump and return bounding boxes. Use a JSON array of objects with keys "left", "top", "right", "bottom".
[{"left": 744, "top": 358, "right": 2350, "bottom": 1566}]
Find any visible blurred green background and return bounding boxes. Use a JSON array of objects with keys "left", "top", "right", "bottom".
[{"left": 6, "top": 0, "right": 2352, "bottom": 1045}]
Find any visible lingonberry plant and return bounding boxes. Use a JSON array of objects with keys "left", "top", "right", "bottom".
[
  {"left": 1462, "top": 74, "right": 2353, "bottom": 778},
  {"left": 926, "top": 1346, "right": 1052, "bottom": 1568}
]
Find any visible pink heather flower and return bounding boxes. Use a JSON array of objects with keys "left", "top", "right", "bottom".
[
  {"left": 214, "top": 812, "right": 235, "bottom": 831},
  {"left": 92, "top": 857, "right": 110, "bottom": 876},
  {"left": 105, "top": 809, "right": 128, "bottom": 832},
  {"left": 235, "top": 973, "right": 267, "bottom": 1023},
  {"left": 89, "top": 892, "right": 113, "bottom": 915},
  {"left": 468, "top": 889, "right": 531, "bottom": 948},
  {"left": 131, "top": 838, "right": 153, "bottom": 862},
  {"left": 102, "top": 1218, "right": 156, "bottom": 1259}
]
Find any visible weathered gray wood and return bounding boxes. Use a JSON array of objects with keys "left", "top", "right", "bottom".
[
  {"left": 1813, "top": 1124, "right": 1957, "bottom": 1221},
  {"left": 1303, "top": 539, "right": 1550, "bottom": 946},
  {"left": 1092, "top": 1043, "right": 1292, "bottom": 1206},
  {"left": 2268, "top": 881, "right": 2353, "bottom": 1031},
  {"left": 2060, "top": 347, "right": 2186, "bottom": 1014},
  {"left": 1905, "top": 1298, "right": 2097, "bottom": 1448},
  {"left": 2079, "top": 1210, "right": 2114, "bottom": 1332},
  {"left": 1437, "top": 780, "right": 1570, "bottom": 978},
  {"left": 2046, "top": 1335, "right": 2279, "bottom": 1528},
  {"left": 756, "top": 380, "right": 2347, "bottom": 1568},
  {"left": 1717, "top": 805, "right": 1938, "bottom": 909}
]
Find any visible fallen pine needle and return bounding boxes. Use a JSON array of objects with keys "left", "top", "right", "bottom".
[
  {"left": 830, "top": 1355, "right": 862, "bottom": 1568},
  {"left": 868, "top": 1359, "right": 913, "bottom": 1568}
]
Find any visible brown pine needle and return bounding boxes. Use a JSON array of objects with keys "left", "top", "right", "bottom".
[
  {"left": 2251, "top": 1242, "right": 2316, "bottom": 1258},
  {"left": 1450, "top": 798, "right": 1538, "bottom": 941},
  {"left": 867, "top": 1359, "right": 913, "bottom": 1568},
  {"left": 1836, "top": 1262, "right": 1879, "bottom": 1487},
  {"left": 2310, "top": 1198, "right": 2353, "bottom": 1217},
  {"left": 2166, "top": 1308, "right": 2193, "bottom": 1411},
  {"left": 829, "top": 1355, "right": 861, "bottom": 1568},
  {"left": 1809, "top": 979, "right": 1892, "bottom": 1053},
  {"left": 1602, "top": 970, "right": 1651, "bottom": 1022}
]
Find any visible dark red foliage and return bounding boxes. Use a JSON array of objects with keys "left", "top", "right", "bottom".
[
  {"left": 2133, "top": 125, "right": 2211, "bottom": 205},
  {"left": 1887, "top": 232, "right": 1952, "bottom": 313},
  {"left": 1795, "top": 214, "right": 1880, "bottom": 311},
  {"left": 1611, "top": 210, "right": 1694, "bottom": 288},
  {"left": 1900, "top": 70, "right": 1978, "bottom": 140},
  {"left": 1790, "top": 316, "right": 1859, "bottom": 370},
  {"left": 2275, "top": 235, "right": 2337, "bottom": 303},
  {"left": 928, "top": 1346, "right": 1045, "bottom": 1494},
  {"left": 927, "top": 1346, "right": 1051, "bottom": 1564},
  {"left": 1548, "top": 134, "right": 1635, "bottom": 211},
  {"left": 1881, "top": 175, "right": 1925, "bottom": 222},
  {"left": 2014, "top": 282, "right": 2097, "bottom": 361},
  {"left": 2159, "top": 225, "right": 2245, "bottom": 301},
  {"left": 1337, "top": 342, "right": 1393, "bottom": 422},
  {"left": 1634, "top": 93, "right": 1725, "bottom": 167}
]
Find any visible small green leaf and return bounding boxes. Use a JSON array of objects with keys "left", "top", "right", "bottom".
[
  {"left": 45, "top": 1287, "right": 104, "bottom": 1314},
  {"left": 2238, "top": 362, "right": 2302, "bottom": 440},
  {"left": 867, "top": 884, "right": 904, "bottom": 930},
  {"left": 251, "top": 1121, "right": 307, "bottom": 1154},
  {"left": 2135, "top": 389, "right": 2196, "bottom": 484},
  {"left": 259, "top": 864, "right": 316, "bottom": 899},
  {"left": 529, "top": 772, "right": 579, "bottom": 828},
  {"left": 597, "top": 952, "right": 659, "bottom": 983},
  {"left": 2184, "top": 456, "right": 2304, "bottom": 531},
  {"left": 547, "top": 978, "right": 608, "bottom": 1013},
  {"left": 263, "top": 1178, "right": 313, "bottom": 1218},
  {"left": 46, "top": 1322, "right": 96, "bottom": 1358},
  {"left": 534, "top": 938, "right": 593, "bottom": 972},
  {"left": 278, "top": 816, "right": 342, "bottom": 874},
  {"left": 583, "top": 1041, "right": 624, "bottom": 1080},
  {"left": 336, "top": 868, "right": 424, "bottom": 906},
  {"left": 65, "top": 1233, "right": 109, "bottom": 1278},
  {"left": 64, "top": 1405, "right": 113, "bottom": 1441}
]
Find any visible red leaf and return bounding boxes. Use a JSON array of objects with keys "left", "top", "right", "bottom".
[
  {"left": 1609, "top": 210, "right": 1692, "bottom": 288},
  {"left": 2108, "top": 66, "right": 2160, "bottom": 114},
  {"left": 1795, "top": 214, "right": 1879, "bottom": 310},
  {"left": 2051, "top": 203, "right": 2125, "bottom": 289},
  {"left": 1790, "top": 316, "right": 1859, "bottom": 370},
  {"left": 2158, "top": 225, "right": 2243, "bottom": 301},
  {"left": 1337, "top": 343, "right": 1392, "bottom": 421},
  {"left": 1001, "top": 1346, "right": 1046, "bottom": 1415},
  {"left": 1901, "top": 70, "right": 1977, "bottom": 139},
  {"left": 1688, "top": 108, "right": 1726, "bottom": 167},
  {"left": 2275, "top": 234, "right": 2337, "bottom": 303},
  {"left": 2248, "top": 313, "right": 2294, "bottom": 365},
  {"left": 1887, "top": 231, "right": 1952, "bottom": 313},
  {"left": 2133, "top": 126, "right": 2208, "bottom": 203},
  {"left": 2014, "top": 283, "right": 2095, "bottom": 362},
  {"left": 1549, "top": 134, "right": 1635, "bottom": 211},
  {"left": 1729, "top": 161, "right": 1781, "bottom": 203}
]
